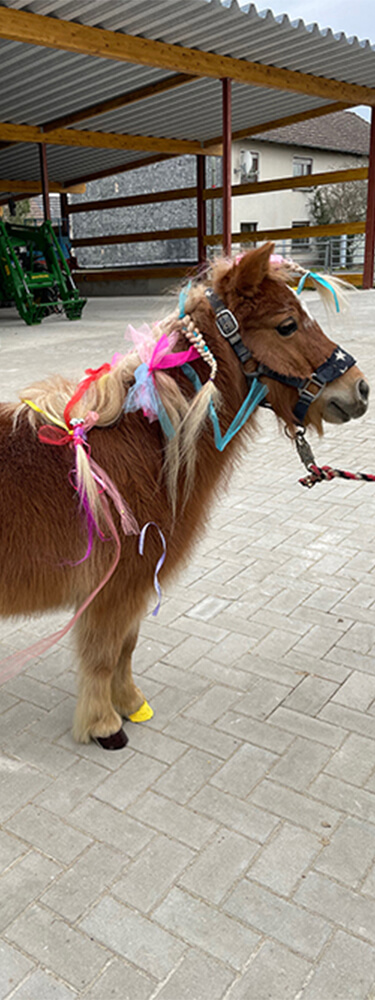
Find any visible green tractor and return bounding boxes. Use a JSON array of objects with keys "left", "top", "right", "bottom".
[{"left": 0, "top": 219, "right": 86, "bottom": 325}]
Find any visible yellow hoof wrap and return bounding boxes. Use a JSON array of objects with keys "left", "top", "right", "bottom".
[{"left": 129, "top": 700, "right": 154, "bottom": 723}]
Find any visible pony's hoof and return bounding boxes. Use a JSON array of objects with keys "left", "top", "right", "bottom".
[{"left": 94, "top": 728, "right": 128, "bottom": 750}]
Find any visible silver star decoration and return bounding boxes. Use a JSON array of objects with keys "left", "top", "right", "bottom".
[{"left": 334, "top": 349, "right": 347, "bottom": 364}]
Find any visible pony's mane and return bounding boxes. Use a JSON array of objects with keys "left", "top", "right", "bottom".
[{"left": 15, "top": 281, "right": 220, "bottom": 516}]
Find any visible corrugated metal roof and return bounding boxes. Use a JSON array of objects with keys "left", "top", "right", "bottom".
[{"left": 0, "top": 0, "right": 374, "bottom": 188}]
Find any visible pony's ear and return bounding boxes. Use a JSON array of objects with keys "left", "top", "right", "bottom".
[{"left": 234, "top": 242, "right": 275, "bottom": 297}]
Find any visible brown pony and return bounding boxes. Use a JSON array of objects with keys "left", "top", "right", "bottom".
[{"left": 0, "top": 243, "right": 369, "bottom": 748}]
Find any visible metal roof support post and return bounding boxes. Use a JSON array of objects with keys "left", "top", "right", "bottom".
[
  {"left": 222, "top": 77, "right": 232, "bottom": 257},
  {"left": 363, "top": 107, "right": 375, "bottom": 289},
  {"left": 197, "top": 154, "right": 207, "bottom": 268},
  {"left": 59, "top": 192, "right": 69, "bottom": 236},
  {"left": 38, "top": 142, "right": 51, "bottom": 221}
]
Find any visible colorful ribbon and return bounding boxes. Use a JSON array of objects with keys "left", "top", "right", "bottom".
[
  {"left": 138, "top": 521, "right": 167, "bottom": 616},
  {"left": 64, "top": 363, "right": 111, "bottom": 429},
  {"left": 296, "top": 271, "right": 340, "bottom": 312},
  {"left": 182, "top": 364, "right": 268, "bottom": 450}
]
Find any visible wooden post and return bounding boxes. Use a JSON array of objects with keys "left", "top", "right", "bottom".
[
  {"left": 222, "top": 78, "right": 232, "bottom": 257},
  {"left": 363, "top": 107, "right": 375, "bottom": 289},
  {"left": 38, "top": 142, "right": 51, "bottom": 221},
  {"left": 197, "top": 154, "right": 207, "bottom": 268}
]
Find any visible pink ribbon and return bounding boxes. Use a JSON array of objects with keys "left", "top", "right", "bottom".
[{"left": 148, "top": 333, "right": 200, "bottom": 372}]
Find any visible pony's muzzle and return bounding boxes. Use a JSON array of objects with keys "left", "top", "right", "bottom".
[{"left": 322, "top": 373, "right": 370, "bottom": 424}]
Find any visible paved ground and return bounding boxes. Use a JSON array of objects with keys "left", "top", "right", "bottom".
[{"left": 1, "top": 289, "right": 375, "bottom": 999}]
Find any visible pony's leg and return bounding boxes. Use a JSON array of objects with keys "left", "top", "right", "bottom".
[
  {"left": 111, "top": 623, "right": 149, "bottom": 719},
  {"left": 72, "top": 599, "right": 126, "bottom": 746}
]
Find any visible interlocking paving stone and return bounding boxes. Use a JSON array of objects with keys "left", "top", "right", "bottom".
[
  {"left": 155, "top": 950, "right": 234, "bottom": 1000},
  {"left": 9, "top": 969, "right": 77, "bottom": 999},
  {"left": 153, "top": 887, "right": 260, "bottom": 969},
  {"left": 268, "top": 736, "right": 333, "bottom": 791},
  {"left": 4, "top": 805, "right": 92, "bottom": 864},
  {"left": 178, "top": 828, "right": 259, "bottom": 904},
  {"left": 224, "top": 880, "right": 330, "bottom": 959},
  {"left": 0, "top": 757, "right": 50, "bottom": 822},
  {"left": 112, "top": 833, "right": 194, "bottom": 913},
  {"left": 0, "top": 851, "right": 61, "bottom": 933},
  {"left": 68, "top": 797, "right": 154, "bottom": 856},
  {"left": 300, "top": 931, "right": 375, "bottom": 1000},
  {"left": 210, "top": 744, "right": 277, "bottom": 798},
  {"left": 225, "top": 940, "right": 311, "bottom": 1000},
  {"left": 152, "top": 748, "right": 222, "bottom": 803},
  {"left": 250, "top": 779, "right": 343, "bottom": 833},
  {"left": 314, "top": 816, "right": 375, "bottom": 887},
  {"left": 5, "top": 905, "right": 110, "bottom": 991},
  {"left": 128, "top": 790, "right": 218, "bottom": 849},
  {"left": 0, "top": 940, "right": 34, "bottom": 1000},
  {"left": 92, "top": 752, "right": 167, "bottom": 810},
  {"left": 190, "top": 784, "right": 278, "bottom": 842},
  {"left": 247, "top": 822, "right": 321, "bottom": 896},
  {"left": 81, "top": 959, "right": 154, "bottom": 1000},
  {"left": 295, "top": 871, "right": 375, "bottom": 942},
  {"left": 323, "top": 732, "right": 375, "bottom": 786},
  {"left": 79, "top": 896, "right": 186, "bottom": 980},
  {"left": 41, "top": 842, "right": 126, "bottom": 922}
]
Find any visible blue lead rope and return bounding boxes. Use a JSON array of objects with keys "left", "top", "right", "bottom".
[
  {"left": 296, "top": 271, "right": 340, "bottom": 313},
  {"left": 182, "top": 364, "right": 268, "bottom": 451}
]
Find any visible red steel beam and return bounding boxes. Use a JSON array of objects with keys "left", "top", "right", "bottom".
[
  {"left": 222, "top": 78, "right": 232, "bottom": 257},
  {"left": 197, "top": 154, "right": 207, "bottom": 268},
  {"left": 363, "top": 107, "right": 375, "bottom": 289}
]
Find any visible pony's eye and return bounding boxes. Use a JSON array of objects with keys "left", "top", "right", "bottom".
[{"left": 276, "top": 318, "right": 298, "bottom": 337}]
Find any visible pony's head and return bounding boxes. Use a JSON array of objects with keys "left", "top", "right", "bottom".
[{"left": 209, "top": 242, "right": 369, "bottom": 434}]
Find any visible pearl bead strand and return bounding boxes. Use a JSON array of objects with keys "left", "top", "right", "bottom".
[{"left": 182, "top": 315, "right": 218, "bottom": 381}]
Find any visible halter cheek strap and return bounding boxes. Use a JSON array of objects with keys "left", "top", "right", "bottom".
[{"left": 205, "top": 289, "right": 356, "bottom": 425}]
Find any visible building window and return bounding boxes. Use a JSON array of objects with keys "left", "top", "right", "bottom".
[
  {"left": 240, "top": 222, "right": 258, "bottom": 247},
  {"left": 291, "top": 221, "right": 310, "bottom": 251},
  {"left": 293, "top": 156, "right": 313, "bottom": 177},
  {"left": 239, "top": 150, "right": 259, "bottom": 183}
]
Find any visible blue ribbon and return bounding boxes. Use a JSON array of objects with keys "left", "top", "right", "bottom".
[
  {"left": 296, "top": 271, "right": 340, "bottom": 313},
  {"left": 182, "top": 364, "right": 268, "bottom": 451},
  {"left": 178, "top": 281, "right": 192, "bottom": 319},
  {"left": 123, "top": 362, "right": 175, "bottom": 439},
  {"left": 138, "top": 521, "right": 167, "bottom": 616}
]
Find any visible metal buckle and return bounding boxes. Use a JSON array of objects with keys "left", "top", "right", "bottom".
[
  {"left": 300, "top": 373, "right": 325, "bottom": 402},
  {"left": 215, "top": 308, "right": 239, "bottom": 340}
]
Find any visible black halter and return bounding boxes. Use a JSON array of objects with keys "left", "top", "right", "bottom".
[{"left": 205, "top": 288, "right": 356, "bottom": 425}]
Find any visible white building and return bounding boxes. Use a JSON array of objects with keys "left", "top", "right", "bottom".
[{"left": 231, "top": 110, "right": 370, "bottom": 263}]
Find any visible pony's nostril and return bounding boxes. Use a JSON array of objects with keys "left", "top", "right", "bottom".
[{"left": 358, "top": 378, "right": 370, "bottom": 403}]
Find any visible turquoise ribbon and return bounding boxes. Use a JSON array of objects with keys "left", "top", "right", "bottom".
[
  {"left": 178, "top": 280, "right": 192, "bottom": 319},
  {"left": 296, "top": 271, "right": 340, "bottom": 312},
  {"left": 182, "top": 364, "right": 268, "bottom": 451}
]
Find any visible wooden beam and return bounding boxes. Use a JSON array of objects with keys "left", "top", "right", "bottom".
[
  {"left": 205, "top": 220, "right": 365, "bottom": 245},
  {"left": 1, "top": 8, "right": 375, "bottom": 107},
  {"left": 207, "top": 166, "right": 369, "bottom": 200},
  {"left": 0, "top": 121, "right": 209, "bottom": 157},
  {"left": 43, "top": 73, "right": 193, "bottom": 132},
  {"left": 67, "top": 186, "right": 197, "bottom": 213},
  {"left": 204, "top": 101, "right": 351, "bottom": 147},
  {"left": 66, "top": 166, "right": 367, "bottom": 216},
  {"left": 0, "top": 178, "right": 86, "bottom": 194},
  {"left": 71, "top": 226, "right": 198, "bottom": 247}
]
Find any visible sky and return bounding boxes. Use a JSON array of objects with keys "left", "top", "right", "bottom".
[{"left": 238, "top": 0, "right": 375, "bottom": 120}]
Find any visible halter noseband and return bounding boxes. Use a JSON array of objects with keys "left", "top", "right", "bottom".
[{"left": 205, "top": 288, "right": 356, "bottom": 425}]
